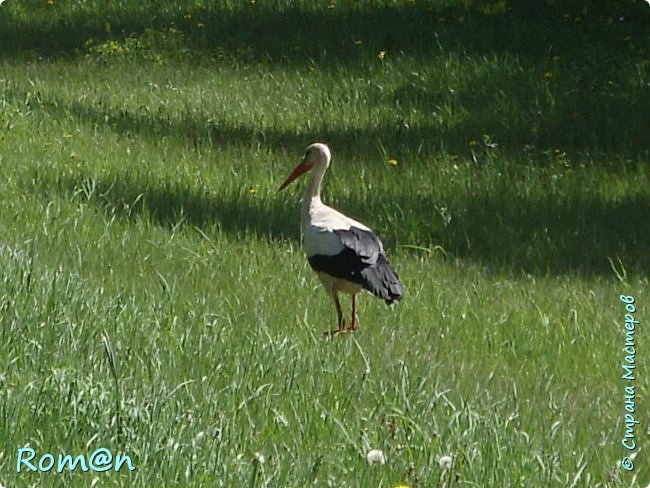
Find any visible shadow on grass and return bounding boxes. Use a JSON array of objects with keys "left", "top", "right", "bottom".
[
  {"left": 2, "top": 0, "right": 649, "bottom": 65},
  {"left": 448, "top": 192, "right": 650, "bottom": 276},
  {"left": 8, "top": 71, "right": 650, "bottom": 162},
  {"left": 47, "top": 167, "right": 650, "bottom": 276},
  {"left": 52, "top": 172, "right": 301, "bottom": 243}
]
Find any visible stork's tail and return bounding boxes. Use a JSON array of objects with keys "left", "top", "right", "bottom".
[{"left": 361, "top": 255, "right": 403, "bottom": 304}]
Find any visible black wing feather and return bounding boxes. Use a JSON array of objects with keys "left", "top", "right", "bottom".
[{"left": 307, "top": 226, "right": 403, "bottom": 304}]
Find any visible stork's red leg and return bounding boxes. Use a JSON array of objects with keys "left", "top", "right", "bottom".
[
  {"left": 335, "top": 292, "right": 344, "bottom": 330},
  {"left": 323, "top": 291, "right": 346, "bottom": 336},
  {"left": 347, "top": 294, "right": 358, "bottom": 332},
  {"left": 324, "top": 293, "right": 360, "bottom": 336}
]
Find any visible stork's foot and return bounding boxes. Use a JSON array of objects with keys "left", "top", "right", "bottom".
[{"left": 322, "top": 325, "right": 357, "bottom": 336}]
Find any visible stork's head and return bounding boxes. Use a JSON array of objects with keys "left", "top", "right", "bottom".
[{"left": 278, "top": 143, "right": 331, "bottom": 191}]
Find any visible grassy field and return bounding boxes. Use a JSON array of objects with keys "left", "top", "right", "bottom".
[{"left": 1, "top": 0, "right": 649, "bottom": 486}]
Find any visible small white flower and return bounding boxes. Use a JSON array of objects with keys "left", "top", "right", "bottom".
[
  {"left": 366, "top": 449, "right": 386, "bottom": 465},
  {"left": 193, "top": 431, "right": 205, "bottom": 444},
  {"left": 438, "top": 454, "right": 453, "bottom": 469},
  {"left": 253, "top": 451, "right": 265, "bottom": 465}
]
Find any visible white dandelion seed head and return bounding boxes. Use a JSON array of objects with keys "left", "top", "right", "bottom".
[
  {"left": 438, "top": 454, "right": 453, "bottom": 469},
  {"left": 253, "top": 451, "right": 265, "bottom": 465},
  {"left": 366, "top": 449, "right": 386, "bottom": 465}
]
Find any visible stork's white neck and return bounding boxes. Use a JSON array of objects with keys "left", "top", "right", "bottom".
[{"left": 301, "top": 161, "right": 328, "bottom": 227}]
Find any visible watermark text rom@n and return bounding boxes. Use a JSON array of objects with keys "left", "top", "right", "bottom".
[{"left": 16, "top": 447, "right": 135, "bottom": 473}]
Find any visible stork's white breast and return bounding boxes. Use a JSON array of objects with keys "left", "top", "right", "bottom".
[{"left": 302, "top": 203, "right": 371, "bottom": 257}]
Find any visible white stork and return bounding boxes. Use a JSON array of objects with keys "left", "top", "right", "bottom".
[{"left": 278, "top": 143, "right": 403, "bottom": 334}]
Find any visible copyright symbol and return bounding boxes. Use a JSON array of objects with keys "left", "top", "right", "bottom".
[
  {"left": 621, "top": 457, "right": 633, "bottom": 471},
  {"left": 89, "top": 448, "right": 113, "bottom": 472}
]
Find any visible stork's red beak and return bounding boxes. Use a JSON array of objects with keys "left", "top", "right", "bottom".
[{"left": 278, "top": 159, "right": 313, "bottom": 191}]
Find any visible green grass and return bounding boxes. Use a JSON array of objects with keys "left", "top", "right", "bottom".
[{"left": 1, "top": 0, "right": 649, "bottom": 486}]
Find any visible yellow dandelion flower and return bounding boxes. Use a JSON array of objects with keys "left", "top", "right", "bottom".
[
  {"left": 395, "top": 485, "right": 411, "bottom": 488},
  {"left": 47, "top": 0, "right": 54, "bottom": 5},
  {"left": 248, "top": 186, "right": 257, "bottom": 195},
  {"left": 543, "top": 71, "right": 553, "bottom": 79},
  {"left": 377, "top": 50, "right": 386, "bottom": 61},
  {"left": 388, "top": 158, "right": 398, "bottom": 166},
  {"left": 468, "top": 139, "right": 478, "bottom": 147},
  {"left": 64, "top": 133, "right": 73, "bottom": 139},
  {"left": 197, "top": 22, "right": 206, "bottom": 29}
]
